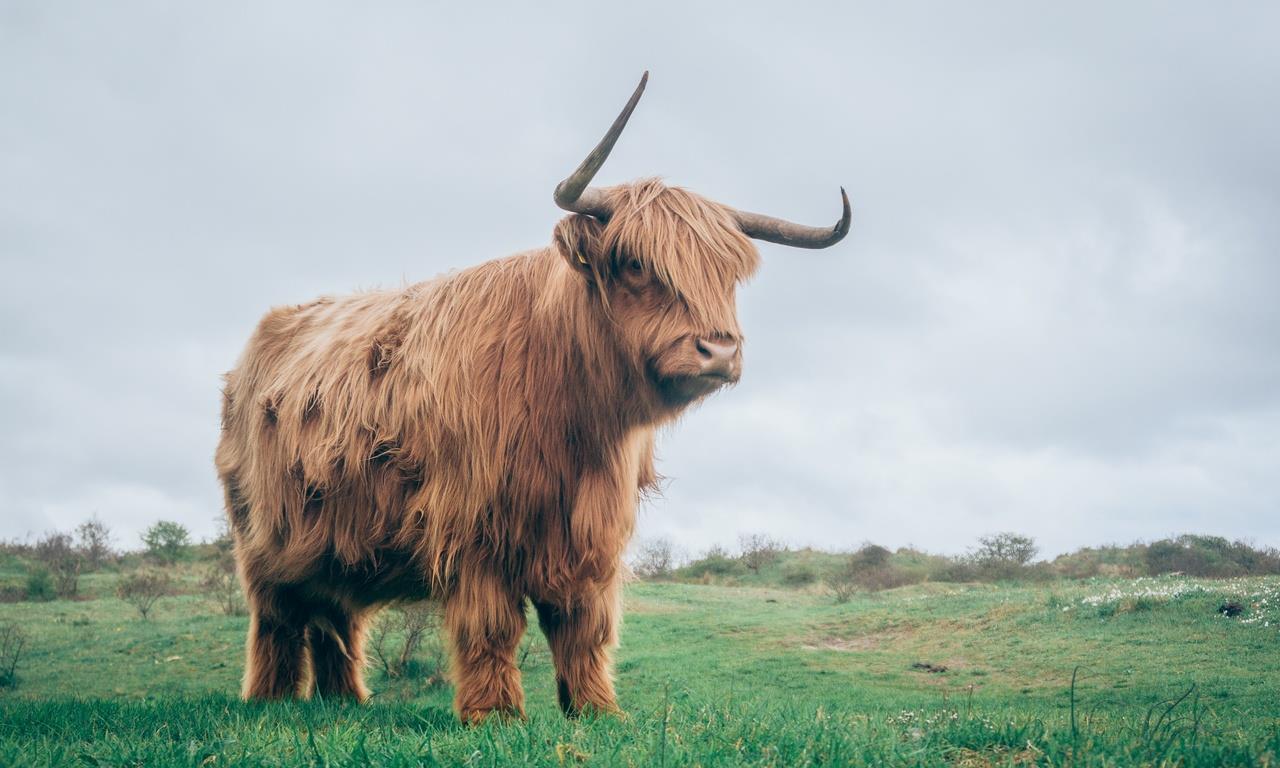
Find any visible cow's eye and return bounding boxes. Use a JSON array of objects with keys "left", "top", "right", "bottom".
[{"left": 627, "top": 258, "right": 643, "bottom": 273}]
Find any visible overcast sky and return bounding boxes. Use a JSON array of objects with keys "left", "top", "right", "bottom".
[{"left": 2, "top": 3, "right": 1278, "bottom": 558}]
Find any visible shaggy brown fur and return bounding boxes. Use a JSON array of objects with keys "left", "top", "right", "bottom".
[{"left": 216, "top": 180, "right": 759, "bottom": 721}]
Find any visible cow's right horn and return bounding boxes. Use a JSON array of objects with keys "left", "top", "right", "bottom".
[{"left": 553, "top": 71, "right": 649, "bottom": 220}]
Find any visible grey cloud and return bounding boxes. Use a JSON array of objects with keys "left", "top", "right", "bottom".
[{"left": 2, "top": 2, "right": 1277, "bottom": 554}]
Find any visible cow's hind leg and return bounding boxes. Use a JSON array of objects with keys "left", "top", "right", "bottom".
[
  {"left": 309, "top": 606, "right": 371, "bottom": 701},
  {"left": 242, "top": 585, "right": 311, "bottom": 700},
  {"left": 445, "top": 571, "right": 527, "bottom": 723},
  {"left": 535, "top": 581, "right": 622, "bottom": 718}
]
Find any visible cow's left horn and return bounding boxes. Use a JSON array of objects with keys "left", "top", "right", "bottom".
[
  {"left": 731, "top": 187, "right": 852, "bottom": 249},
  {"left": 553, "top": 71, "right": 649, "bottom": 219}
]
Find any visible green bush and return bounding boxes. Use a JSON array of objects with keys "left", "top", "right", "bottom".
[
  {"left": 1050, "top": 551, "right": 1102, "bottom": 579},
  {"left": 781, "top": 563, "right": 817, "bottom": 586},
  {"left": 25, "top": 568, "right": 56, "bottom": 602},
  {"left": 971, "top": 533, "right": 1039, "bottom": 580},
  {"left": 34, "top": 532, "right": 81, "bottom": 598},
  {"left": 680, "top": 546, "right": 745, "bottom": 581},
  {"left": 141, "top": 521, "right": 191, "bottom": 565},
  {"left": 828, "top": 544, "right": 923, "bottom": 601},
  {"left": 927, "top": 534, "right": 1049, "bottom": 583},
  {"left": 1142, "top": 535, "right": 1280, "bottom": 577},
  {"left": 850, "top": 544, "right": 892, "bottom": 570},
  {"left": 930, "top": 559, "right": 978, "bottom": 583}
]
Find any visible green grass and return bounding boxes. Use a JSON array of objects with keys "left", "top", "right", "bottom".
[{"left": 3, "top": 576, "right": 1279, "bottom": 766}]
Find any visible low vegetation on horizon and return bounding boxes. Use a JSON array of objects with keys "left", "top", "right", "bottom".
[
  {"left": 633, "top": 530, "right": 1280, "bottom": 590},
  {"left": 1, "top": 519, "right": 1278, "bottom": 765},
  {"left": 4, "top": 517, "right": 1278, "bottom": 610}
]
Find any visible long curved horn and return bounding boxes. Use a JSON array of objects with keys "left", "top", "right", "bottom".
[
  {"left": 553, "top": 71, "right": 649, "bottom": 219},
  {"left": 731, "top": 187, "right": 852, "bottom": 249}
]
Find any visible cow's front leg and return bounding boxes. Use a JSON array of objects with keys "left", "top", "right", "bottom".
[
  {"left": 444, "top": 571, "right": 527, "bottom": 723},
  {"left": 535, "top": 580, "right": 622, "bottom": 717},
  {"left": 241, "top": 584, "right": 311, "bottom": 700}
]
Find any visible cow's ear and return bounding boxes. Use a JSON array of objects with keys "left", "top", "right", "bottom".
[{"left": 553, "top": 214, "right": 607, "bottom": 282}]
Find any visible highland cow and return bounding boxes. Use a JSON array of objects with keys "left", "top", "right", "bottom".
[{"left": 215, "top": 72, "right": 850, "bottom": 722}]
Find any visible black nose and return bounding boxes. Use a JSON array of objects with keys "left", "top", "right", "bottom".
[{"left": 695, "top": 337, "right": 739, "bottom": 379}]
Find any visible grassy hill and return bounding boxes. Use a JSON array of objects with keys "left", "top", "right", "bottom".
[
  {"left": 668, "top": 546, "right": 956, "bottom": 588},
  {"left": 2, "top": 573, "right": 1279, "bottom": 765}
]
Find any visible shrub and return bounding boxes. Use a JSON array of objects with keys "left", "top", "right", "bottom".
[
  {"left": 930, "top": 558, "right": 978, "bottom": 583},
  {"left": 201, "top": 563, "right": 245, "bottom": 616},
  {"left": 1051, "top": 550, "right": 1103, "bottom": 579},
  {"left": 0, "top": 539, "right": 33, "bottom": 558},
  {"left": 1143, "top": 535, "right": 1280, "bottom": 578},
  {"left": 141, "top": 521, "right": 191, "bottom": 565},
  {"left": 369, "top": 603, "right": 445, "bottom": 684},
  {"left": 859, "top": 565, "right": 918, "bottom": 591},
  {"left": 892, "top": 546, "right": 954, "bottom": 583},
  {"left": 34, "top": 532, "right": 81, "bottom": 598},
  {"left": 0, "top": 622, "right": 27, "bottom": 689},
  {"left": 946, "top": 533, "right": 1039, "bottom": 581},
  {"left": 829, "top": 566, "right": 859, "bottom": 604},
  {"left": 25, "top": 568, "right": 56, "bottom": 602},
  {"left": 975, "top": 532, "right": 1038, "bottom": 564},
  {"left": 681, "top": 545, "right": 745, "bottom": 581},
  {"left": 1226, "top": 539, "right": 1280, "bottom": 575},
  {"left": 1145, "top": 538, "right": 1199, "bottom": 575},
  {"left": 75, "top": 516, "right": 114, "bottom": 571},
  {"left": 632, "top": 537, "right": 677, "bottom": 580},
  {"left": 850, "top": 544, "right": 892, "bottom": 570},
  {"left": 781, "top": 562, "right": 817, "bottom": 586},
  {"left": 1049, "top": 544, "right": 1145, "bottom": 579},
  {"left": 201, "top": 525, "right": 245, "bottom": 616},
  {"left": 739, "top": 534, "right": 783, "bottom": 574},
  {"left": 211, "top": 519, "right": 236, "bottom": 559},
  {"left": 974, "top": 532, "right": 1037, "bottom": 569},
  {"left": 831, "top": 543, "right": 921, "bottom": 594},
  {"left": 117, "top": 570, "right": 172, "bottom": 620}
]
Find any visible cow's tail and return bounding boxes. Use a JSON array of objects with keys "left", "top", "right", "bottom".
[{"left": 309, "top": 615, "right": 353, "bottom": 661}]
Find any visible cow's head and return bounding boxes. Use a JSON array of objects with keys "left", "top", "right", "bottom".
[{"left": 552, "top": 73, "right": 851, "bottom": 411}]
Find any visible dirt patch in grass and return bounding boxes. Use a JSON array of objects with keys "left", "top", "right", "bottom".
[
  {"left": 799, "top": 630, "right": 907, "bottom": 652},
  {"left": 621, "top": 598, "right": 684, "bottom": 615},
  {"left": 975, "top": 602, "right": 1028, "bottom": 628}
]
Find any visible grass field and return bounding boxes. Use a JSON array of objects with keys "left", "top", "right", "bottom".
[{"left": 2, "top": 574, "right": 1279, "bottom": 766}]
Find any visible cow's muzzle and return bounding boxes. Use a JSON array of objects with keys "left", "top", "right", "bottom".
[{"left": 695, "top": 337, "right": 741, "bottom": 383}]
